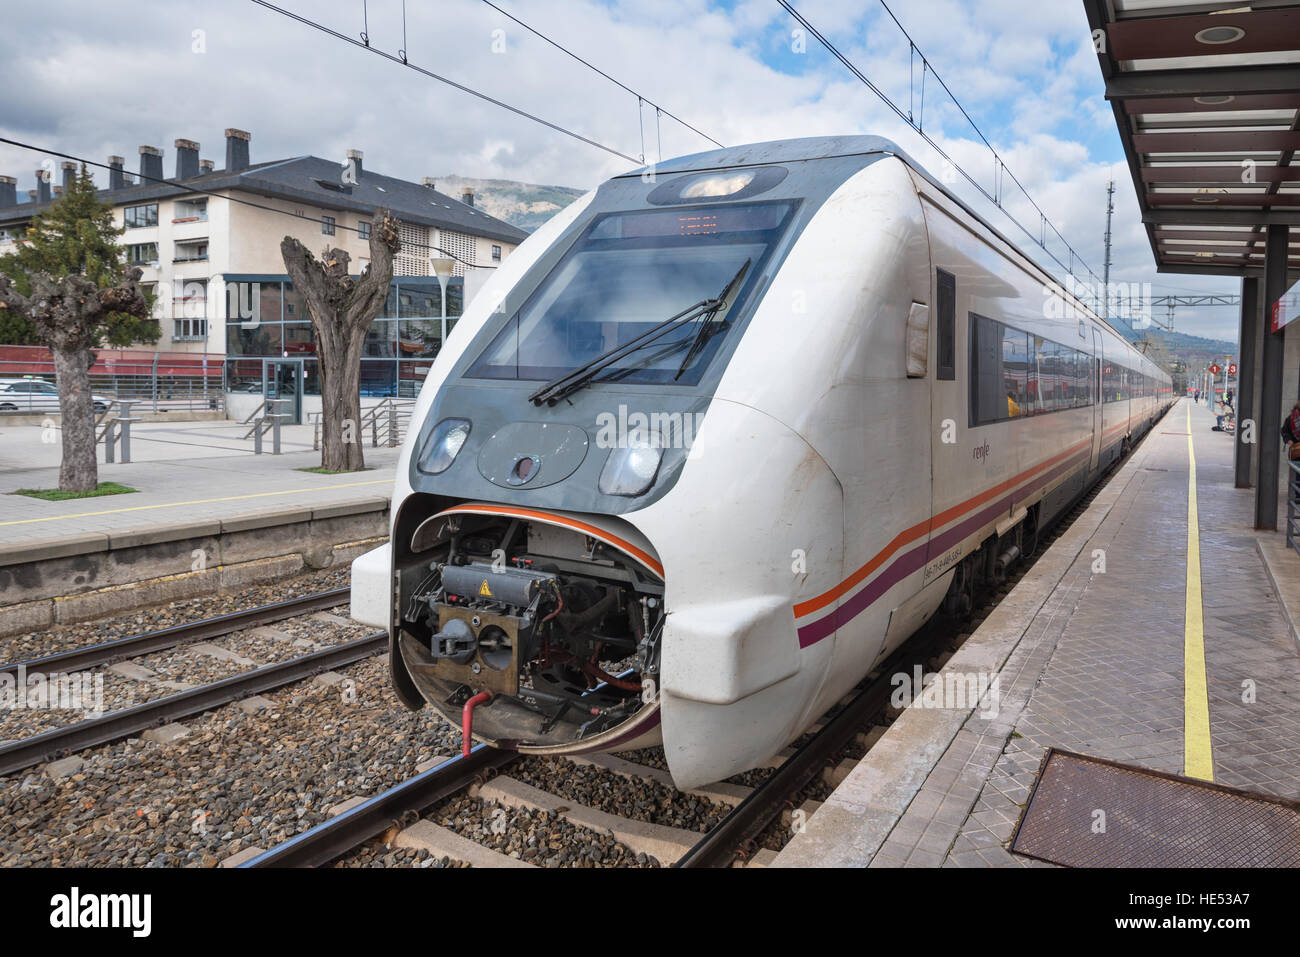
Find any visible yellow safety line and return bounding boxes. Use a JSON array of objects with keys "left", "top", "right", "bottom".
[
  {"left": 0, "top": 479, "right": 391, "bottom": 527},
  {"left": 1183, "top": 402, "right": 1214, "bottom": 780}
]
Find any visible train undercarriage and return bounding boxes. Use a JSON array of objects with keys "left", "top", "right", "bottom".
[{"left": 393, "top": 502, "right": 664, "bottom": 751}]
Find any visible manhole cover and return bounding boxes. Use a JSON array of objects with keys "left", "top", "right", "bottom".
[{"left": 1010, "top": 749, "right": 1300, "bottom": 867}]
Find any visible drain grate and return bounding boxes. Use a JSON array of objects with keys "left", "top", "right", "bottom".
[{"left": 1010, "top": 749, "right": 1300, "bottom": 867}]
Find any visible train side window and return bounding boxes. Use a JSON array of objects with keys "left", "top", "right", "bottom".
[
  {"left": 969, "top": 314, "right": 1002, "bottom": 426},
  {"left": 936, "top": 269, "right": 955, "bottom": 381}
]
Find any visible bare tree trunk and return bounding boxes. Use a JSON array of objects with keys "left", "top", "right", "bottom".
[
  {"left": 317, "top": 326, "right": 367, "bottom": 471},
  {"left": 50, "top": 344, "right": 98, "bottom": 492},
  {"left": 281, "top": 211, "right": 401, "bottom": 472}
]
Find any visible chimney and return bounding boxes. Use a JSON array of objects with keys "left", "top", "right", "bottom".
[
  {"left": 347, "top": 148, "right": 363, "bottom": 180},
  {"left": 61, "top": 161, "right": 77, "bottom": 190},
  {"left": 174, "top": 139, "right": 199, "bottom": 179},
  {"left": 421, "top": 176, "right": 436, "bottom": 189},
  {"left": 108, "top": 155, "right": 125, "bottom": 190},
  {"left": 139, "top": 145, "right": 163, "bottom": 183},
  {"left": 199, "top": 159, "right": 214, "bottom": 174},
  {"left": 0, "top": 177, "right": 15, "bottom": 208},
  {"left": 461, "top": 188, "right": 474, "bottom": 207},
  {"left": 52, "top": 186, "right": 63, "bottom": 198},
  {"left": 225, "top": 128, "right": 250, "bottom": 171},
  {"left": 35, "top": 170, "right": 51, "bottom": 204}
]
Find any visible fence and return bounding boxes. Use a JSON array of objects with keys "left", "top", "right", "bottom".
[{"left": 0, "top": 348, "right": 223, "bottom": 414}]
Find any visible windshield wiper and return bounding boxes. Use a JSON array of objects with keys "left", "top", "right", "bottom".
[
  {"left": 674, "top": 259, "right": 751, "bottom": 380},
  {"left": 527, "top": 259, "right": 753, "bottom": 407}
]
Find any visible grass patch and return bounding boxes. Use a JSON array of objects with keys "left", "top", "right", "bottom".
[
  {"left": 12, "top": 481, "right": 138, "bottom": 501},
  {"left": 294, "top": 466, "right": 375, "bottom": 475}
]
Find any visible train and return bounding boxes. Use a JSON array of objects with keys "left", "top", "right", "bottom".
[{"left": 350, "top": 135, "right": 1173, "bottom": 789}]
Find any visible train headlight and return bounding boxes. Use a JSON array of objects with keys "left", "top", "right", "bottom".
[
  {"left": 599, "top": 433, "right": 663, "bottom": 497},
  {"left": 418, "top": 418, "right": 472, "bottom": 475}
]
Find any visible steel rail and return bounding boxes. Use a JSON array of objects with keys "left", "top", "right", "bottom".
[
  {"left": 239, "top": 745, "right": 518, "bottom": 867},
  {"left": 0, "top": 632, "right": 385, "bottom": 778},
  {"left": 673, "top": 630, "right": 942, "bottom": 869},
  {"left": 0, "top": 587, "right": 351, "bottom": 679}
]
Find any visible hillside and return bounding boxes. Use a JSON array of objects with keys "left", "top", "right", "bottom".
[{"left": 438, "top": 175, "right": 586, "bottom": 232}]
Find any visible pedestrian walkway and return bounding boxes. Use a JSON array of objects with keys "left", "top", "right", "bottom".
[
  {"left": 775, "top": 398, "right": 1300, "bottom": 867},
  {"left": 0, "top": 419, "right": 399, "bottom": 547}
]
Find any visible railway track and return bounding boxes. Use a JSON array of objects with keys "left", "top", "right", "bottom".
[
  {"left": 0, "top": 588, "right": 349, "bottom": 679},
  {"left": 0, "top": 588, "right": 381, "bottom": 778},
  {"left": 238, "top": 628, "right": 951, "bottom": 869},
  {"left": 240, "top": 415, "right": 1152, "bottom": 870}
]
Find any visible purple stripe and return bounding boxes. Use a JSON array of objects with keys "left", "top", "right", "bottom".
[{"left": 796, "top": 449, "right": 1090, "bottom": 649}]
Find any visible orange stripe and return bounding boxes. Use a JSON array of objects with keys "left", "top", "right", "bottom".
[
  {"left": 792, "top": 436, "right": 1092, "bottom": 619},
  {"left": 439, "top": 503, "right": 664, "bottom": 579}
]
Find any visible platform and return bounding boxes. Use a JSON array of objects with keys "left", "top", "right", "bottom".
[
  {"left": 775, "top": 397, "right": 1300, "bottom": 868},
  {"left": 0, "top": 419, "right": 399, "bottom": 547}
]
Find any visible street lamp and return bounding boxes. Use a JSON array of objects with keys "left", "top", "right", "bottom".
[{"left": 430, "top": 256, "right": 454, "bottom": 345}]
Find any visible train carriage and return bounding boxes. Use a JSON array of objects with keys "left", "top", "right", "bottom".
[{"left": 351, "top": 135, "right": 1172, "bottom": 788}]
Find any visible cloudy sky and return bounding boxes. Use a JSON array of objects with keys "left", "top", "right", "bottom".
[{"left": 0, "top": 0, "right": 1245, "bottom": 339}]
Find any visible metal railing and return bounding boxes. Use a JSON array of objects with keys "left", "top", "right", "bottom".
[
  {"left": 100, "top": 400, "right": 137, "bottom": 464},
  {"left": 242, "top": 398, "right": 291, "bottom": 454},
  {"left": 1288, "top": 461, "right": 1300, "bottom": 558},
  {"left": 312, "top": 398, "right": 414, "bottom": 451},
  {"left": 0, "top": 361, "right": 223, "bottom": 415}
]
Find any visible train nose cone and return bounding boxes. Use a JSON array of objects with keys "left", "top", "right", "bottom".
[{"left": 476, "top": 421, "right": 589, "bottom": 489}]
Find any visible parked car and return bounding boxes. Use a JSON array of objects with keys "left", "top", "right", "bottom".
[{"left": 0, "top": 378, "right": 112, "bottom": 413}]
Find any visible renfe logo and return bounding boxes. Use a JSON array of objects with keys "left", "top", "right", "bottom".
[
  {"left": 972, "top": 440, "right": 991, "bottom": 462},
  {"left": 49, "top": 887, "right": 151, "bottom": 938}
]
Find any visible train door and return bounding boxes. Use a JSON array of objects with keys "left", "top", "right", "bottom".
[{"left": 1090, "top": 328, "right": 1103, "bottom": 471}]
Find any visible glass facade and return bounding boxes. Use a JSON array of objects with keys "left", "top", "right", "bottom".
[{"left": 222, "top": 276, "right": 462, "bottom": 398}]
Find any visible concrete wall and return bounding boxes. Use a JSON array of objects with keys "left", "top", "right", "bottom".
[{"left": 0, "top": 498, "right": 389, "bottom": 637}]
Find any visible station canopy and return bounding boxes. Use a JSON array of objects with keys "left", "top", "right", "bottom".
[{"left": 1085, "top": 1, "right": 1300, "bottom": 277}]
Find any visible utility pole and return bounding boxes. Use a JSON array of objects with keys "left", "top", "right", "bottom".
[{"left": 1103, "top": 178, "right": 1115, "bottom": 319}]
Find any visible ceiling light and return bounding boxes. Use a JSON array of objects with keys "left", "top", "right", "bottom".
[
  {"left": 1194, "top": 25, "right": 1246, "bottom": 44},
  {"left": 1193, "top": 95, "right": 1236, "bottom": 105}
]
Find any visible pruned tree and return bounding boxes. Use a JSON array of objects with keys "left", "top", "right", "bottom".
[
  {"left": 0, "top": 165, "right": 154, "bottom": 492},
  {"left": 281, "top": 210, "right": 401, "bottom": 471}
]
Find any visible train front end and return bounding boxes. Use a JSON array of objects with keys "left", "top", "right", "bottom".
[{"left": 351, "top": 136, "right": 925, "bottom": 786}]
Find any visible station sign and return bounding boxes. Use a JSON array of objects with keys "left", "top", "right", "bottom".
[
  {"left": 1228, "top": 363, "right": 1237, "bottom": 376},
  {"left": 1209, "top": 363, "right": 1221, "bottom": 375}
]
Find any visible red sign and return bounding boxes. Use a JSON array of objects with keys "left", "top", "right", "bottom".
[
  {"left": 1209, "top": 363, "right": 1221, "bottom": 375},
  {"left": 1228, "top": 363, "right": 1237, "bottom": 376}
]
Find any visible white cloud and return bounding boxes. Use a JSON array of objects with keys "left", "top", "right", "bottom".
[{"left": 0, "top": 0, "right": 1245, "bottom": 338}]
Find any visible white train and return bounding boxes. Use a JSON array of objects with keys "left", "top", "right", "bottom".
[{"left": 351, "top": 135, "right": 1172, "bottom": 789}]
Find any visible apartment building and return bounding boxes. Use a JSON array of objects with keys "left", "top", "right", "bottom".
[{"left": 0, "top": 129, "right": 529, "bottom": 415}]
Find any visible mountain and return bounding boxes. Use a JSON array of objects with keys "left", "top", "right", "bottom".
[
  {"left": 1122, "top": 326, "right": 1237, "bottom": 368},
  {"left": 437, "top": 175, "right": 586, "bottom": 232}
]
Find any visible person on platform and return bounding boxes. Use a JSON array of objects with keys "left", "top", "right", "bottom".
[{"left": 1194, "top": 389, "right": 1201, "bottom": 403}]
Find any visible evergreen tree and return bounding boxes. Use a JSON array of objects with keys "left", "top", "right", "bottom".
[
  {"left": 0, "top": 164, "right": 153, "bottom": 491},
  {"left": 0, "top": 165, "right": 158, "bottom": 346}
]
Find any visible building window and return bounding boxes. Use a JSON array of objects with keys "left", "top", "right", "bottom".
[
  {"left": 172, "top": 199, "right": 207, "bottom": 223},
  {"left": 358, "top": 220, "right": 371, "bottom": 240},
  {"left": 124, "top": 204, "right": 159, "bottom": 228},
  {"left": 491, "top": 244, "right": 502, "bottom": 262},
  {"left": 173, "top": 317, "right": 208, "bottom": 341},
  {"left": 173, "top": 239, "right": 208, "bottom": 263},
  {"left": 173, "top": 278, "right": 208, "bottom": 319},
  {"left": 322, "top": 215, "right": 335, "bottom": 236},
  {"left": 127, "top": 242, "right": 158, "bottom": 265}
]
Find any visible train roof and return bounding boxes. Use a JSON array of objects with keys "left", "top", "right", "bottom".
[{"left": 623, "top": 135, "right": 1162, "bottom": 372}]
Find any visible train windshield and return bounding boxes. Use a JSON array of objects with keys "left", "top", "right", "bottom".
[{"left": 466, "top": 201, "right": 794, "bottom": 386}]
